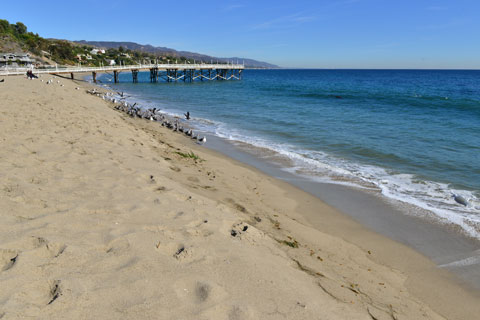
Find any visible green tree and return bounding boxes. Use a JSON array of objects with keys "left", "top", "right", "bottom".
[
  {"left": 15, "top": 22, "right": 27, "bottom": 35},
  {"left": 0, "top": 19, "right": 10, "bottom": 34}
]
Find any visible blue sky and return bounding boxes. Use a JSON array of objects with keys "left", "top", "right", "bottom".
[{"left": 2, "top": 0, "right": 479, "bottom": 68}]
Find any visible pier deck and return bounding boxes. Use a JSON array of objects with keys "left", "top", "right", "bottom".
[{"left": 0, "top": 63, "right": 244, "bottom": 83}]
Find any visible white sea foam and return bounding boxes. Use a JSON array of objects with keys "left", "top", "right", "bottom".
[
  {"left": 209, "top": 122, "right": 480, "bottom": 239},
  {"left": 439, "top": 251, "right": 480, "bottom": 268}
]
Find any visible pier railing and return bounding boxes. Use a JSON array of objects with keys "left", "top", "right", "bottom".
[{"left": 0, "top": 63, "right": 245, "bottom": 76}]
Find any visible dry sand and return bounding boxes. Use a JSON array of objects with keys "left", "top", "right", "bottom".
[{"left": 0, "top": 75, "right": 478, "bottom": 319}]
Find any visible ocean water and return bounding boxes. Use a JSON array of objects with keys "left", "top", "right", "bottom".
[{"left": 98, "top": 69, "right": 480, "bottom": 238}]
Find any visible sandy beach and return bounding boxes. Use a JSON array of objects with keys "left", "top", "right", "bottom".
[{"left": 0, "top": 75, "right": 479, "bottom": 319}]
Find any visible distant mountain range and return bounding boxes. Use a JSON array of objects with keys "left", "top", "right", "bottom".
[{"left": 75, "top": 40, "right": 279, "bottom": 69}]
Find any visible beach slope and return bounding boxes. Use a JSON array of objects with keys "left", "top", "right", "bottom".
[{"left": 0, "top": 75, "right": 477, "bottom": 319}]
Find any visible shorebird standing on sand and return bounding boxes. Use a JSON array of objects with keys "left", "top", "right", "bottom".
[{"left": 197, "top": 136, "right": 207, "bottom": 144}]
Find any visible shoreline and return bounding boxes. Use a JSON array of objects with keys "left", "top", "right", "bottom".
[
  {"left": 201, "top": 135, "right": 480, "bottom": 288},
  {"left": 126, "top": 112, "right": 480, "bottom": 318},
  {"left": 96, "top": 75, "right": 480, "bottom": 308},
  {"left": 96, "top": 81, "right": 480, "bottom": 313},
  {"left": 1, "top": 74, "right": 479, "bottom": 319},
  {"left": 94, "top": 74, "right": 480, "bottom": 288},
  {"left": 96, "top": 70, "right": 480, "bottom": 243}
]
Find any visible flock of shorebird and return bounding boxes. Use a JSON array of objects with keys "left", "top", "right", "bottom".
[
  {"left": 101, "top": 93, "right": 207, "bottom": 144},
  {"left": 39, "top": 76, "right": 65, "bottom": 87}
]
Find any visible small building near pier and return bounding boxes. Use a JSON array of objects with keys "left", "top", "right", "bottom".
[{"left": 0, "top": 52, "right": 35, "bottom": 67}]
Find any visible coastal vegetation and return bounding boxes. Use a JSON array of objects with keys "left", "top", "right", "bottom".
[{"left": 176, "top": 151, "right": 203, "bottom": 161}]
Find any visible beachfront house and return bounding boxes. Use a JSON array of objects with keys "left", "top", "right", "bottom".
[
  {"left": 108, "top": 59, "right": 116, "bottom": 66},
  {"left": 76, "top": 54, "right": 93, "bottom": 61},
  {"left": 0, "top": 52, "right": 35, "bottom": 67},
  {"left": 90, "top": 48, "right": 106, "bottom": 55}
]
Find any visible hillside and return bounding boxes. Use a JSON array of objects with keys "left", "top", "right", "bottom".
[
  {"left": 75, "top": 40, "right": 279, "bottom": 68},
  {"left": 0, "top": 19, "right": 278, "bottom": 68}
]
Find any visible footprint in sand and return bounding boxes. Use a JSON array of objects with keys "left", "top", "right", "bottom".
[
  {"left": 0, "top": 249, "right": 19, "bottom": 271},
  {"left": 10, "top": 279, "right": 62, "bottom": 307},
  {"left": 31, "top": 237, "right": 66, "bottom": 259},
  {"left": 230, "top": 222, "right": 250, "bottom": 238},
  {"left": 200, "top": 304, "right": 255, "bottom": 320},
  {"left": 105, "top": 238, "right": 130, "bottom": 255},
  {"left": 225, "top": 198, "right": 247, "bottom": 213},
  {"left": 47, "top": 280, "right": 62, "bottom": 305},
  {"left": 173, "top": 279, "right": 228, "bottom": 305},
  {"left": 173, "top": 245, "right": 186, "bottom": 259},
  {"left": 184, "top": 219, "right": 214, "bottom": 238},
  {"left": 228, "top": 305, "right": 254, "bottom": 320},
  {"left": 156, "top": 241, "right": 208, "bottom": 264},
  {"left": 2, "top": 183, "right": 23, "bottom": 200},
  {"left": 187, "top": 176, "right": 200, "bottom": 183},
  {"left": 228, "top": 222, "right": 267, "bottom": 247},
  {"left": 153, "top": 197, "right": 168, "bottom": 205},
  {"left": 155, "top": 242, "right": 185, "bottom": 258},
  {"left": 195, "top": 282, "right": 211, "bottom": 302}
]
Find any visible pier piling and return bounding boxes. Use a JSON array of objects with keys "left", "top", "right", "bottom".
[
  {"left": 149, "top": 68, "right": 158, "bottom": 83},
  {"left": 113, "top": 71, "right": 119, "bottom": 83},
  {"left": 132, "top": 70, "right": 138, "bottom": 83}
]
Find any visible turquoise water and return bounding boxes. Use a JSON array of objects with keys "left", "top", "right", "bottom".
[{"left": 99, "top": 69, "right": 480, "bottom": 237}]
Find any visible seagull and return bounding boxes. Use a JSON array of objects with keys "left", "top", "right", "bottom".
[{"left": 197, "top": 136, "right": 207, "bottom": 144}]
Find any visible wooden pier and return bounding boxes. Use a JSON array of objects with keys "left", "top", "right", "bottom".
[{"left": 0, "top": 63, "right": 244, "bottom": 83}]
